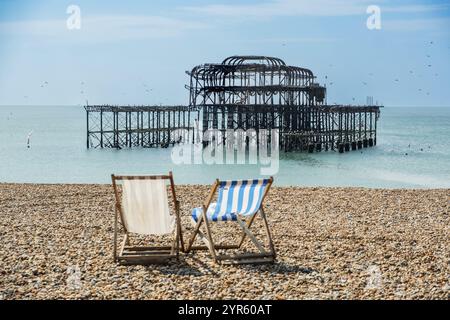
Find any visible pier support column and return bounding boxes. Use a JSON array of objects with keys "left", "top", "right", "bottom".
[{"left": 316, "top": 143, "right": 322, "bottom": 152}]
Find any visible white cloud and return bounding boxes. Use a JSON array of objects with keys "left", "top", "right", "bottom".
[
  {"left": 382, "top": 3, "right": 450, "bottom": 13},
  {"left": 383, "top": 17, "right": 450, "bottom": 31},
  {"left": 181, "top": 0, "right": 368, "bottom": 17},
  {"left": 248, "top": 36, "right": 338, "bottom": 44},
  {"left": 0, "top": 15, "right": 207, "bottom": 41},
  {"left": 180, "top": 0, "right": 448, "bottom": 18}
]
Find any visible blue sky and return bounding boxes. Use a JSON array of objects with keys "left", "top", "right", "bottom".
[{"left": 0, "top": 0, "right": 449, "bottom": 107}]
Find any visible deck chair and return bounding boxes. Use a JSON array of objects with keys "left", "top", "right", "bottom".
[
  {"left": 186, "top": 177, "right": 276, "bottom": 265},
  {"left": 111, "top": 172, "right": 184, "bottom": 265}
]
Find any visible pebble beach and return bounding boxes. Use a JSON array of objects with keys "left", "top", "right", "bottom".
[{"left": 0, "top": 183, "right": 448, "bottom": 300}]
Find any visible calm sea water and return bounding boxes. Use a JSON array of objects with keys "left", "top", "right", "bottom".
[{"left": 0, "top": 106, "right": 449, "bottom": 188}]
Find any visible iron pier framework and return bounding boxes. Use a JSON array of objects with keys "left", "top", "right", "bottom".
[
  {"left": 85, "top": 56, "right": 381, "bottom": 153},
  {"left": 85, "top": 105, "right": 197, "bottom": 149}
]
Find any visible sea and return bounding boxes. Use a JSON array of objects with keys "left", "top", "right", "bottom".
[{"left": 0, "top": 106, "right": 449, "bottom": 188}]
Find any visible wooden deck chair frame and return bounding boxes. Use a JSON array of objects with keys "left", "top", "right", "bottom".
[
  {"left": 111, "top": 172, "right": 185, "bottom": 265},
  {"left": 186, "top": 177, "right": 276, "bottom": 265}
]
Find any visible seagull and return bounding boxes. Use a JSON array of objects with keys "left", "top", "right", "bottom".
[
  {"left": 427, "top": 64, "right": 432, "bottom": 67},
  {"left": 394, "top": 79, "right": 399, "bottom": 82},
  {"left": 26, "top": 130, "right": 33, "bottom": 148}
]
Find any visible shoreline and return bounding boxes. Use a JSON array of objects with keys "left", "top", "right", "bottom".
[
  {"left": 1, "top": 181, "right": 449, "bottom": 191},
  {"left": 0, "top": 183, "right": 448, "bottom": 299}
]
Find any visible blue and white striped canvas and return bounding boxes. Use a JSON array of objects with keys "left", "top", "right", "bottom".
[{"left": 191, "top": 179, "right": 270, "bottom": 222}]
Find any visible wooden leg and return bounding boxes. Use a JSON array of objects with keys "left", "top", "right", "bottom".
[
  {"left": 120, "top": 234, "right": 128, "bottom": 257},
  {"left": 113, "top": 206, "right": 118, "bottom": 262},
  {"left": 238, "top": 213, "right": 257, "bottom": 248},
  {"left": 202, "top": 214, "right": 218, "bottom": 263},
  {"left": 236, "top": 215, "right": 267, "bottom": 254},
  {"left": 171, "top": 228, "right": 178, "bottom": 257},
  {"left": 260, "top": 208, "right": 276, "bottom": 259},
  {"left": 178, "top": 221, "right": 185, "bottom": 253},
  {"left": 186, "top": 215, "right": 203, "bottom": 253},
  {"left": 175, "top": 202, "right": 185, "bottom": 253}
]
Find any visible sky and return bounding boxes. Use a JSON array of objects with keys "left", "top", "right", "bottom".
[{"left": 0, "top": 0, "right": 449, "bottom": 107}]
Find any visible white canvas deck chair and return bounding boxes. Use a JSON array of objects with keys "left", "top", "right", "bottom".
[
  {"left": 186, "top": 177, "right": 276, "bottom": 265},
  {"left": 111, "top": 172, "right": 184, "bottom": 265}
]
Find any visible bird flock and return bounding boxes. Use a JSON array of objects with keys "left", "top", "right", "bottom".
[{"left": 281, "top": 40, "right": 443, "bottom": 105}]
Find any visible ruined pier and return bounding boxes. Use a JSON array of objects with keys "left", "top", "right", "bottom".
[{"left": 85, "top": 56, "right": 381, "bottom": 153}]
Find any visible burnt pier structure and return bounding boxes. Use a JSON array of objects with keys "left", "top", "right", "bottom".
[{"left": 85, "top": 56, "right": 381, "bottom": 153}]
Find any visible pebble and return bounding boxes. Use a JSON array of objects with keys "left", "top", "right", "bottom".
[{"left": 0, "top": 183, "right": 448, "bottom": 299}]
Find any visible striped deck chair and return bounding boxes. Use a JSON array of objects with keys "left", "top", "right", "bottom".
[
  {"left": 186, "top": 177, "right": 275, "bottom": 264},
  {"left": 111, "top": 172, "right": 184, "bottom": 265}
]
